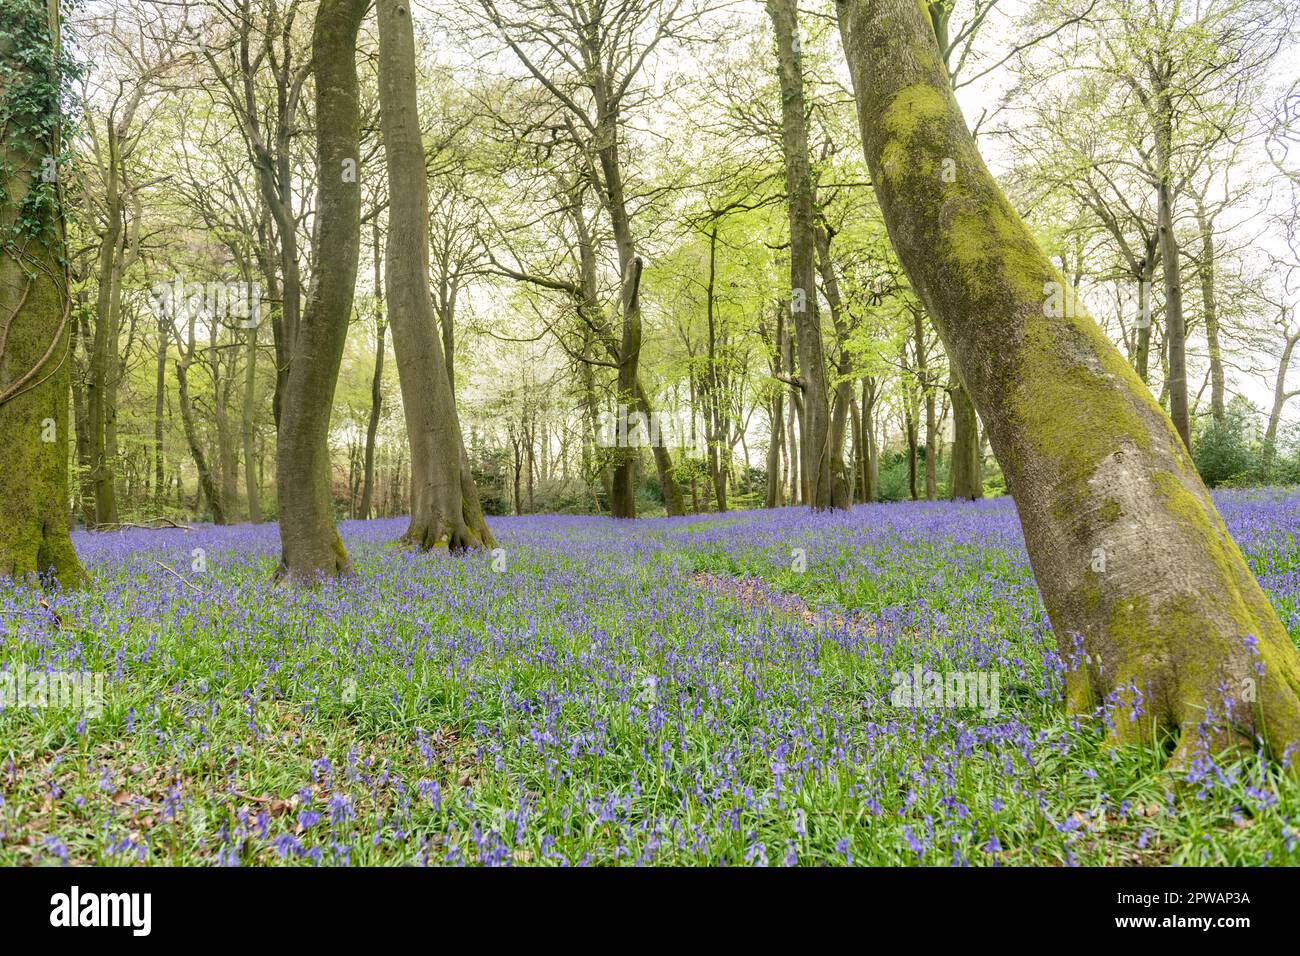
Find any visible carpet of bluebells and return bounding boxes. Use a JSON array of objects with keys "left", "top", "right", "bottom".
[{"left": 3, "top": 489, "right": 1300, "bottom": 866}]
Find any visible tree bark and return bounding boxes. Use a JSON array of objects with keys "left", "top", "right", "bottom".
[
  {"left": 71, "top": 303, "right": 93, "bottom": 524},
  {"left": 214, "top": 355, "right": 239, "bottom": 520},
  {"left": 242, "top": 320, "right": 262, "bottom": 522},
  {"left": 1134, "top": 252, "right": 1155, "bottom": 383},
  {"left": 87, "top": 128, "right": 126, "bottom": 527},
  {"left": 1194, "top": 196, "right": 1225, "bottom": 424},
  {"left": 765, "top": 308, "right": 786, "bottom": 509},
  {"left": 275, "top": 0, "right": 368, "bottom": 580},
  {"left": 376, "top": 0, "right": 493, "bottom": 551},
  {"left": 1263, "top": 325, "right": 1300, "bottom": 475},
  {"left": 359, "top": 222, "right": 384, "bottom": 521},
  {"left": 768, "top": 0, "right": 834, "bottom": 510},
  {"left": 0, "top": 0, "right": 82, "bottom": 586},
  {"left": 814, "top": 224, "right": 856, "bottom": 509},
  {"left": 1154, "top": 98, "right": 1191, "bottom": 450},
  {"left": 949, "top": 381, "right": 983, "bottom": 500},
  {"left": 176, "top": 317, "right": 225, "bottom": 526},
  {"left": 838, "top": 0, "right": 1300, "bottom": 765},
  {"left": 914, "top": 306, "right": 938, "bottom": 501}
]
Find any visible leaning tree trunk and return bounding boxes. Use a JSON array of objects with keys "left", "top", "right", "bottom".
[
  {"left": 636, "top": 381, "right": 686, "bottom": 517},
  {"left": 176, "top": 349, "right": 226, "bottom": 525},
  {"left": 838, "top": 0, "right": 1300, "bottom": 766},
  {"left": 767, "top": 0, "right": 834, "bottom": 510},
  {"left": 1263, "top": 326, "right": 1300, "bottom": 475},
  {"left": 0, "top": 0, "right": 81, "bottom": 587},
  {"left": 274, "top": 0, "right": 368, "bottom": 580},
  {"left": 376, "top": 0, "right": 493, "bottom": 550}
]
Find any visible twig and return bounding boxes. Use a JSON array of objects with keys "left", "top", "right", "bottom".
[{"left": 155, "top": 561, "right": 202, "bottom": 594}]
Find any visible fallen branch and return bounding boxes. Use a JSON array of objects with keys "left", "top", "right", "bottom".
[
  {"left": 155, "top": 561, "right": 202, "bottom": 595},
  {"left": 96, "top": 518, "right": 191, "bottom": 532}
]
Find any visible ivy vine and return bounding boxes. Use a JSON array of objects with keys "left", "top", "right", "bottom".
[{"left": 0, "top": 0, "right": 84, "bottom": 257}]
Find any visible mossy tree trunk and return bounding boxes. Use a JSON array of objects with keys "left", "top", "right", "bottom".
[
  {"left": 274, "top": 0, "right": 367, "bottom": 580},
  {"left": 376, "top": 0, "right": 493, "bottom": 551},
  {"left": 0, "top": 0, "right": 81, "bottom": 587},
  {"left": 838, "top": 0, "right": 1300, "bottom": 766}
]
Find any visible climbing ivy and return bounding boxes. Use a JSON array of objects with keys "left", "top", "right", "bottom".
[{"left": 0, "top": 0, "right": 83, "bottom": 256}]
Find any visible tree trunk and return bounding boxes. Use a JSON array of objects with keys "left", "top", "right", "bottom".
[
  {"left": 1155, "top": 101, "right": 1191, "bottom": 450},
  {"left": 72, "top": 310, "right": 92, "bottom": 524},
  {"left": 641, "top": 392, "right": 686, "bottom": 517},
  {"left": 862, "top": 377, "right": 878, "bottom": 502},
  {"left": 0, "top": 0, "right": 82, "bottom": 586},
  {"left": 768, "top": 0, "right": 834, "bottom": 510},
  {"left": 153, "top": 314, "right": 166, "bottom": 510},
  {"left": 1194, "top": 197, "right": 1225, "bottom": 424},
  {"left": 175, "top": 307, "right": 225, "bottom": 525},
  {"left": 88, "top": 149, "right": 124, "bottom": 527},
  {"left": 1262, "top": 327, "right": 1300, "bottom": 475},
  {"left": 905, "top": 405, "right": 919, "bottom": 500},
  {"left": 275, "top": 0, "right": 368, "bottom": 579},
  {"left": 1134, "top": 255, "right": 1154, "bottom": 383},
  {"left": 610, "top": 258, "right": 642, "bottom": 519},
  {"left": 949, "top": 382, "right": 982, "bottom": 500},
  {"left": 242, "top": 320, "right": 262, "bottom": 522},
  {"left": 838, "top": 0, "right": 1300, "bottom": 765},
  {"left": 376, "top": 0, "right": 493, "bottom": 550},
  {"left": 766, "top": 393, "right": 785, "bottom": 509},
  {"left": 589, "top": 70, "right": 644, "bottom": 520},
  {"left": 579, "top": 331, "right": 611, "bottom": 509},
  {"left": 915, "top": 307, "right": 937, "bottom": 501},
  {"left": 814, "top": 225, "right": 855, "bottom": 510},
  {"left": 359, "top": 225, "right": 384, "bottom": 521},
  {"left": 214, "top": 365, "right": 239, "bottom": 521}
]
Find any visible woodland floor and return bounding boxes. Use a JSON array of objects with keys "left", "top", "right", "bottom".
[{"left": 3, "top": 491, "right": 1300, "bottom": 865}]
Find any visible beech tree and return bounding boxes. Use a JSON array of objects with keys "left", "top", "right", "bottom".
[
  {"left": 376, "top": 0, "right": 494, "bottom": 550},
  {"left": 274, "top": 0, "right": 367, "bottom": 579},
  {"left": 837, "top": 0, "right": 1300, "bottom": 764},
  {"left": 765, "top": 0, "right": 838, "bottom": 510}
]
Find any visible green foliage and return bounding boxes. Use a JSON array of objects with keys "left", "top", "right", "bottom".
[
  {"left": 876, "top": 451, "right": 913, "bottom": 502},
  {"left": 1194, "top": 400, "right": 1259, "bottom": 488},
  {"left": 0, "top": 0, "right": 82, "bottom": 253}
]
